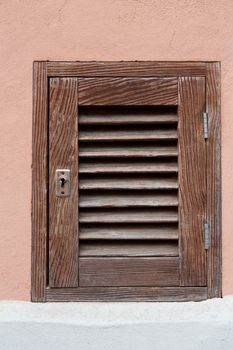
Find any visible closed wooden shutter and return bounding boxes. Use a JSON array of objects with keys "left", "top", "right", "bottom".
[
  {"left": 49, "top": 76, "right": 206, "bottom": 290},
  {"left": 32, "top": 61, "right": 221, "bottom": 302}
]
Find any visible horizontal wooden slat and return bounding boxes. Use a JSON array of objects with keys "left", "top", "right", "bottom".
[
  {"left": 79, "top": 242, "right": 178, "bottom": 257},
  {"left": 79, "top": 146, "right": 178, "bottom": 158},
  {"left": 79, "top": 208, "right": 178, "bottom": 223},
  {"left": 79, "top": 128, "right": 177, "bottom": 142},
  {"left": 79, "top": 192, "right": 178, "bottom": 208},
  {"left": 79, "top": 257, "right": 179, "bottom": 286},
  {"left": 46, "top": 286, "right": 208, "bottom": 302},
  {"left": 79, "top": 224, "right": 178, "bottom": 240},
  {"left": 79, "top": 108, "right": 178, "bottom": 125},
  {"left": 78, "top": 78, "right": 178, "bottom": 105},
  {"left": 47, "top": 61, "right": 207, "bottom": 77},
  {"left": 79, "top": 160, "right": 178, "bottom": 173},
  {"left": 79, "top": 176, "right": 178, "bottom": 190}
]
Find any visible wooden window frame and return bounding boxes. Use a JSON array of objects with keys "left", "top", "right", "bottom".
[{"left": 32, "top": 61, "right": 221, "bottom": 302}]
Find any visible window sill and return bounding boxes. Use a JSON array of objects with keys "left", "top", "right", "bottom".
[{"left": 0, "top": 296, "right": 232, "bottom": 349}]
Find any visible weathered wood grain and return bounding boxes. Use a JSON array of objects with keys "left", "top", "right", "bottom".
[
  {"left": 32, "top": 61, "right": 48, "bottom": 302},
  {"left": 178, "top": 77, "right": 207, "bottom": 286},
  {"left": 79, "top": 242, "right": 178, "bottom": 257},
  {"left": 79, "top": 192, "right": 178, "bottom": 208},
  {"left": 206, "top": 62, "right": 221, "bottom": 298},
  {"left": 78, "top": 78, "right": 178, "bottom": 105},
  {"left": 79, "top": 258, "right": 179, "bottom": 286},
  {"left": 79, "top": 145, "right": 178, "bottom": 158},
  {"left": 47, "top": 61, "right": 207, "bottom": 77},
  {"left": 46, "top": 286, "right": 208, "bottom": 302},
  {"left": 79, "top": 128, "right": 177, "bottom": 142},
  {"left": 79, "top": 208, "right": 178, "bottom": 223},
  {"left": 79, "top": 176, "right": 178, "bottom": 190},
  {"left": 79, "top": 106, "right": 178, "bottom": 125},
  {"left": 78, "top": 80, "right": 180, "bottom": 287},
  {"left": 49, "top": 78, "right": 79, "bottom": 287},
  {"left": 79, "top": 224, "right": 178, "bottom": 240},
  {"left": 32, "top": 61, "right": 221, "bottom": 302},
  {"left": 79, "top": 160, "right": 178, "bottom": 173}
]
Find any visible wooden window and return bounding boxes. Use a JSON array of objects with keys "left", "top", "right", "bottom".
[{"left": 32, "top": 62, "right": 221, "bottom": 302}]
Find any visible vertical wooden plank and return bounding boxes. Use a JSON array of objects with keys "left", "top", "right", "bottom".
[
  {"left": 206, "top": 63, "right": 221, "bottom": 297},
  {"left": 49, "top": 78, "right": 79, "bottom": 287},
  {"left": 31, "top": 62, "right": 48, "bottom": 301},
  {"left": 179, "top": 77, "right": 207, "bottom": 286}
]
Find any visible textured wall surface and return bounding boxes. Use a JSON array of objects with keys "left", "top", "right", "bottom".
[
  {"left": 1, "top": 297, "right": 233, "bottom": 349},
  {"left": 0, "top": 0, "right": 233, "bottom": 300}
]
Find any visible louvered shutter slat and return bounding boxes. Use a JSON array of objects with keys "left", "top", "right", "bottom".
[
  {"left": 79, "top": 128, "right": 177, "bottom": 141},
  {"left": 79, "top": 144, "right": 178, "bottom": 158},
  {"left": 79, "top": 192, "right": 178, "bottom": 208},
  {"left": 79, "top": 160, "right": 178, "bottom": 174},
  {"left": 79, "top": 224, "right": 178, "bottom": 240},
  {"left": 79, "top": 175, "right": 178, "bottom": 190},
  {"left": 79, "top": 107, "right": 178, "bottom": 125},
  {"left": 79, "top": 208, "right": 178, "bottom": 223}
]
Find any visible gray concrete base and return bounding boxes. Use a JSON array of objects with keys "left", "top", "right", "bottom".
[{"left": 1, "top": 296, "right": 233, "bottom": 350}]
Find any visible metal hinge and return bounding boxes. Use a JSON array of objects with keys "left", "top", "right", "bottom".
[
  {"left": 204, "top": 223, "right": 210, "bottom": 250},
  {"left": 203, "top": 112, "right": 208, "bottom": 140}
]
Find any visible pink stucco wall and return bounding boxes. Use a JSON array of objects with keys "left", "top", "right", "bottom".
[{"left": 0, "top": 0, "right": 233, "bottom": 300}]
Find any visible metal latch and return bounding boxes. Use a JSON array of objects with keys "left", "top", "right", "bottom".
[
  {"left": 203, "top": 112, "right": 208, "bottom": 140},
  {"left": 204, "top": 223, "right": 210, "bottom": 250},
  {"left": 56, "top": 169, "right": 71, "bottom": 197}
]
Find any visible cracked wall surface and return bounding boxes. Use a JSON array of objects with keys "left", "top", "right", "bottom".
[{"left": 0, "top": 0, "right": 233, "bottom": 300}]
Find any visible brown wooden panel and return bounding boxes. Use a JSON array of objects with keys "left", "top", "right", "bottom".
[
  {"left": 47, "top": 61, "right": 207, "bottom": 77},
  {"left": 79, "top": 258, "right": 179, "bottom": 286},
  {"left": 79, "top": 145, "right": 178, "bottom": 158},
  {"left": 79, "top": 160, "right": 178, "bottom": 174},
  {"left": 32, "top": 61, "right": 48, "bottom": 302},
  {"left": 206, "top": 62, "right": 221, "bottom": 297},
  {"left": 49, "top": 78, "right": 79, "bottom": 287},
  {"left": 79, "top": 175, "right": 178, "bottom": 190},
  {"left": 80, "top": 242, "right": 178, "bottom": 257},
  {"left": 79, "top": 208, "right": 178, "bottom": 223},
  {"left": 178, "top": 77, "right": 207, "bottom": 286},
  {"left": 78, "top": 78, "right": 178, "bottom": 105},
  {"left": 79, "top": 224, "right": 178, "bottom": 240}
]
